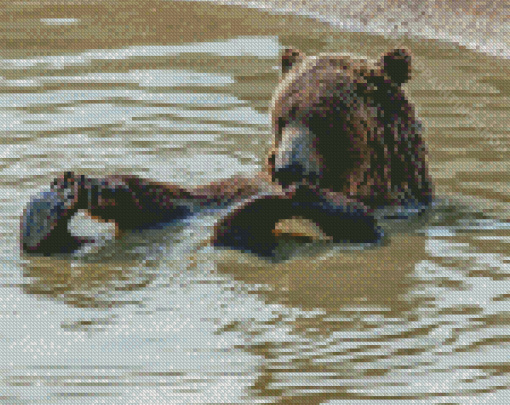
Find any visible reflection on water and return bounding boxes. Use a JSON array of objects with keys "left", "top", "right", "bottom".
[{"left": 2, "top": 0, "right": 510, "bottom": 403}]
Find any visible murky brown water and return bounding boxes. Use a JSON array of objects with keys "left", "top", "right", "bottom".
[{"left": 2, "top": 1, "right": 510, "bottom": 403}]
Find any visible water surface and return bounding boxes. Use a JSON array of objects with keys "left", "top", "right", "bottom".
[{"left": 2, "top": 1, "right": 510, "bottom": 403}]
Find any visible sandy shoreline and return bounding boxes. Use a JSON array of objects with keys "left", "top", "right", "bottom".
[
  {"left": 1, "top": 0, "right": 508, "bottom": 58},
  {"left": 184, "top": 0, "right": 510, "bottom": 59}
]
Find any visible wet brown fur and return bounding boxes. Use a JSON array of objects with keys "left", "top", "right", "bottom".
[
  {"left": 268, "top": 48, "right": 432, "bottom": 208},
  {"left": 23, "top": 48, "right": 431, "bottom": 255}
]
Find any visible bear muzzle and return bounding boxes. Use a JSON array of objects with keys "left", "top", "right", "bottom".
[{"left": 274, "top": 124, "right": 322, "bottom": 188}]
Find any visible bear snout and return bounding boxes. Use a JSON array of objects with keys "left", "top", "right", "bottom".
[
  {"left": 274, "top": 124, "right": 322, "bottom": 188},
  {"left": 274, "top": 162, "right": 315, "bottom": 188}
]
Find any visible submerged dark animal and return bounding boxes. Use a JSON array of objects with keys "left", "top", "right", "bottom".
[{"left": 21, "top": 47, "right": 431, "bottom": 257}]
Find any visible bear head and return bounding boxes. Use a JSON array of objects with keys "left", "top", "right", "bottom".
[{"left": 267, "top": 47, "right": 432, "bottom": 208}]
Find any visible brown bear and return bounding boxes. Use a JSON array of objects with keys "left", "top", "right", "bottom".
[{"left": 20, "top": 48, "right": 431, "bottom": 257}]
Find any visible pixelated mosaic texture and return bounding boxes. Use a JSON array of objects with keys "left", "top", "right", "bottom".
[{"left": 3, "top": 0, "right": 510, "bottom": 403}]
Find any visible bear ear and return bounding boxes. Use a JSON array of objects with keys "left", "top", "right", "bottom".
[
  {"left": 380, "top": 48, "right": 412, "bottom": 85},
  {"left": 281, "top": 48, "right": 304, "bottom": 75}
]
